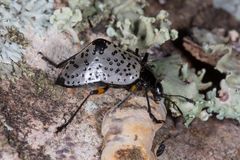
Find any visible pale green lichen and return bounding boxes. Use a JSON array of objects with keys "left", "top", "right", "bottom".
[
  {"left": 190, "top": 27, "right": 240, "bottom": 123},
  {"left": 50, "top": 7, "right": 82, "bottom": 43},
  {"left": 149, "top": 54, "right": 212, "bottom": 126},
  {"left": 107, "top": 9, "right": 178, "bottom": 50},
  {"left": 206, "top": 80, "right": 240, "bottom": 122},
  {"left": 0, "top": 0, "right": 53, "bottom": 78},
  {"left": 216, "top": 50, "right": 240, "bottom": 88},
  {"left": 0, "top": 28, "right": 24, "bottom": 79},
  {"left": 50, "top": 0, "right": 109, "bottom": 43},
  {"left": 0, "top": 0, "right": 53, "bottom": 35}
]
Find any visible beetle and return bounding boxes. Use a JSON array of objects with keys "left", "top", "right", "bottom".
[{"left": 39, "top": 38, "right": 194, "bottom": 133}]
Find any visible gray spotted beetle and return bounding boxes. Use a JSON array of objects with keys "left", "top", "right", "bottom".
[{"left": 39, "top": 38, "right": 194, "bottom": 133}]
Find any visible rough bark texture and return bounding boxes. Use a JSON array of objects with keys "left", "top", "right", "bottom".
[{"left": 1, "top": 0, "right": 240, "bottom": 160}]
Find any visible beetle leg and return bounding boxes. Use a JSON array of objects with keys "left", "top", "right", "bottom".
[
  {"left": 115, "top": 92, "right": 133, "bottom": 107},
  {"left": 55, "top": 86, "right": 109, "bottom": 134},
  {"left": 145, "top": 88, "right": 165, "bottom": 124}
]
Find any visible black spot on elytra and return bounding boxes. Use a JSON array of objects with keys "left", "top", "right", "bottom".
[
  {"left": 104, "top": 67, "right": 108, "bottom": 70},
  {"left": 120, "top": 60, "right": 124, "bottom": 64},
  {"left": 84, "top": 60, "right": 89, "bottom": 65},
  {"left": 95, "top": 58, "right": 99, "bottom": 61},
  {"left": 121, "top": 54, "right": 126, "bottom": 60},
  {"left": 112, "top": 50, "right": 117, "bottom": 56},
  {"left": 132, "top": 64, "right": 136, "bottom": 69},
  {"left": 71, "top": 75, "right": 74, "bottom": 78},
  {"left": 117, "top": 63, "right": 120, "bottom": 66},
  {"left": 115, "top": 68, "right": 120, "bottom": 73},
  {"left": 86, "top": 49, "right": 89, "bottom": 52},
  {"left": 83, "top": 67, "right": 87, "bottom": 71},
  {"left": 109, "top": 62, "right": 113, "bottom": 65},
  {"left": 81, "top": 53, "right": 84, "bottom": 58},
  {"left": 73, "top": 64, "right": 79, "bottom": 68},
  {"left": 127, "top": 63, "right": 131, "bottom": 68},
  {"left": 107, "top": 57, "right": 111, "bottom": 61},
  {"left": 110, "top": 68, "right": 113, "bottom": 71},
  {"left": 114, "top": 58, "right": 118, "bottom": 62}
]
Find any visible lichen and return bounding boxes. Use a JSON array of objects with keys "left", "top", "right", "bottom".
[
  {"left": 149, "top": 54, "right": 212, "bottom": 126},
  {"left": 187, "top": 27, "right": 240, "bottom": 123},
  {"left": 107, "top": 9, "right": 178, "bottom": 50},
  {"left": 50, "top": 7, "right": 82, "bottom": 43},
  {"left": 0, "top": 0, "right": 53, "bottom": 35},
  {"left": 50, "top": 0, "right": 110, "bottom": 43},
  {"left": 206, "top": 80, "right": 240, "bottom": 122},
  {"left": 0, "top": 0, "right": 53, "bottom": 78}
]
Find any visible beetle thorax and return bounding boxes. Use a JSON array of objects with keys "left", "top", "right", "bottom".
[{"left": 139, "top": 66, "right": 157, "bottom": 88}]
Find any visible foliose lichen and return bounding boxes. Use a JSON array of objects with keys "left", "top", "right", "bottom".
[
  {"left": 107, "top": 8, "right": 178, "bottom": 50},
  {"left": 189, "top": 27, "right": 240, "bottom": 123},
  {"left": 50, "top": 0, "right": 110, "bottom": 43},
  {"left": 149, "top": 54, "right": 212, "bottom": 126},
  {"left": 0, "top": 0, "right": 53, "bottom": 78}
]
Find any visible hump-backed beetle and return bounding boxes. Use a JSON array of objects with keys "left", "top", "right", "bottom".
[{"left": 39, "top": 38, "right": 194, "bottom": 133}]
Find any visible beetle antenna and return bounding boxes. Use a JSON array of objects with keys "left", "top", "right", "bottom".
[
  {"left": 116, "top": 92, "right": 133, "bottom": 107},
  {"left": 162, "top": 93, "right": 195, "bottom": 104},
  {"left": 162, "top": 95, "right": 183, "bottom": 115},
  {"left": 55, "top": 93, "right": 91, "bottom": 134}
]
